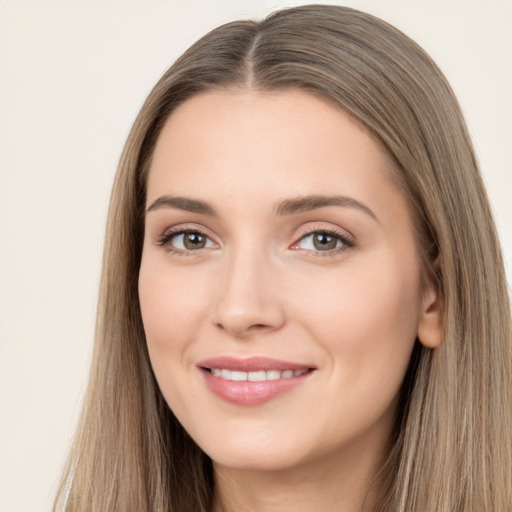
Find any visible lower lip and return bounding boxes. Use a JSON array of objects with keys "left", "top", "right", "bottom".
[{"left": 200, "top": 369, "right": 313, "bottom": 406}]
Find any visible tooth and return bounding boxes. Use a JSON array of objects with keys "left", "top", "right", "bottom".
[
  {"left": 266, "top": 370, "right": 281, "bottom": 380},
  {"left": 248, "top": 370, "right": 266, "bottom": 381},
  {"left": 212, "top": 368, "right": 307, "bottom": 381}
]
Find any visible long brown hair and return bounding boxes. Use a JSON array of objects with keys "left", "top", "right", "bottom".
[{"left": 53, "top": 5, "right": 512, "bottom": 511}]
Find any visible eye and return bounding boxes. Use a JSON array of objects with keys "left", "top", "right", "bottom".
[
  {"left": 157, "top": 229, "right": 218, "bottom": 253},
  {"left": 291, "top": 229, "right": 354, "bottom": 253}
]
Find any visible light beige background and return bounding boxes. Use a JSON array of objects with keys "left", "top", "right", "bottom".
[{"left": 0, "top": 1, "right": 510, "bottom": 511}]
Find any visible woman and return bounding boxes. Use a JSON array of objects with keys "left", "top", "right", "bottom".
[{"left": 53, "top": 5, "right": 512, "bottom": 511}]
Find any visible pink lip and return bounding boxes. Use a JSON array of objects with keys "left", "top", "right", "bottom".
[
  {"left": 197, "top": 356, "right": 315, "bottom": 406},
  {"left": 198, "top": 356, "right": 312, "bottom": 372}
]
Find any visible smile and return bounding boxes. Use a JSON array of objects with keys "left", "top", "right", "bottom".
[
  {"left": 208, "top": 368, "right": 309, "bottom": 381},
  {"left": 197, "top": 356, "right": 316, "bottom": 406}
]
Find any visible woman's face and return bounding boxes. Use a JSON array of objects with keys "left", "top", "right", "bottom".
[{"left": 139, "top": 89, "right": 440, "bottom": 473}]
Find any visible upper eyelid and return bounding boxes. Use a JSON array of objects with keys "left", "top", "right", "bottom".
[
  {"left": 156, "top": 223, "right": 217, "bottom": 241},
  {"left": 293, "top": 223, "right": 354, "bottom": 241},
  {"left": 293, "top": 229, "right": 354, "bottom": 247}
]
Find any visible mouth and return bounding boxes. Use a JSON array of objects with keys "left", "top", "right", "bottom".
[
  {"left": 197, "top": 356, "right": 316, "bottom": 406},
  {"left": 205, "top": 367, "right": 311, "bottom": 381}
]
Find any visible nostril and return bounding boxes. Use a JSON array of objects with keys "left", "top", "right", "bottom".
[
  {"left": 247, "top": 323, "right": 273, "bottom": 332},
  {"left": 214, "top": 322, "right": 270, "bottom": 335}
]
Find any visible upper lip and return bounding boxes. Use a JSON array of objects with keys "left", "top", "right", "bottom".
[{"left": 197, "top": 356, "right": 314, "bottom": 372}]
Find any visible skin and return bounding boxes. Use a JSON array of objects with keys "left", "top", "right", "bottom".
[{"left": 139, "top": 89, "right": 442, "bottom": 512}]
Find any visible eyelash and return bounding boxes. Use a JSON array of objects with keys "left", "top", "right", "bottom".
[
  {"left": 156, "top": 228, "right": 214, "bottom": 256},
  {"left": 155, "top": 227, "right": 355, "bottom": 257},
  {"left": 292, "top": 227, "right": 355, "bottom": 256}
]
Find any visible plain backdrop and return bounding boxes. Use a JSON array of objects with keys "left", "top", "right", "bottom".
[{"left": 0, "top": 1, "right": 511, "bottom": 511}]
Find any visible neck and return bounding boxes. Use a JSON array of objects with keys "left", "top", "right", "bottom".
[{"left": 213, "top": 434, "right": 391, "bottom": 512}]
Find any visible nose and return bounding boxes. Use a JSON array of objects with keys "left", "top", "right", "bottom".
[{"left": 212, "top": 246, "right": 286, "bottom": 339}]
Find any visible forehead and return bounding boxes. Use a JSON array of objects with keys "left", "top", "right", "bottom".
[
  {"left": 146, "top": 89, "right": 409, "bottom": 227},
  {"left": 150, "top": 90, "right": 392, "bottom": 184}
]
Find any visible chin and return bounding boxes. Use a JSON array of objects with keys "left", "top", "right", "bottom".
[
  {"left": 209, "top": 450, "right": 303, "bottom": 473},
  {"left": 198, "top": 432, "right": 308, "bottom": 472}
]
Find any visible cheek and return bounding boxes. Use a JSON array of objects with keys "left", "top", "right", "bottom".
[
  {"left": 290, "top": 253, "right": 422, "bottom": 391},
  {"left": 138, "top": 258, "right": 215, "bottom": 406},
  {"left": 138, "top": 261, "right": 212, "bottom": 423},
  {"left": 139, "top": 260, "right": 209, "bottom": 346}
]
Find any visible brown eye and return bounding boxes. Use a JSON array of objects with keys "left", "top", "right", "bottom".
[
  {"left": 183, "top": 232, "right": 207, "bottom": 249},
  {"left": 158, "top": 229, "right": 218, "bottom": 252},
  {"left": 312, "top": 233, "right": 338, "bottom": 251},
  {"left": 291, "top": 229, "right": 354, "bottom": 254}
]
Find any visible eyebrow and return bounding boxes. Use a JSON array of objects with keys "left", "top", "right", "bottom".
[
  {"left": 146, "top": 196, "right": 217, "bottom": 216},
  {"left": 146, "top": 194, "right": 379, "bottom": 223},
  {"left": 274, "top": 195, "right": 379, "bottom": 223}
]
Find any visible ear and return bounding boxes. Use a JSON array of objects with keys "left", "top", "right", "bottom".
[{"left": 417, "top": 265, "right": 444, "bottom": 349}]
